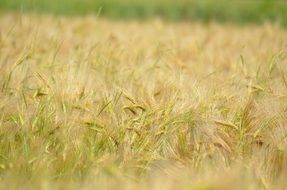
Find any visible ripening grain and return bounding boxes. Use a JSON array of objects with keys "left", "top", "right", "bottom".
[{"left": 0, "top": 14, "right": 287, "bottom": 190}]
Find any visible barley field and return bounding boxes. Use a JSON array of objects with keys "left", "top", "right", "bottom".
[{"left": 0, "top": 13, "right": 287, "bottom": 190}]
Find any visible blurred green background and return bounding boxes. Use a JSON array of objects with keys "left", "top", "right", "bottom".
[{"left": 1, "top": 0, "right": 287, "bottom": 26}]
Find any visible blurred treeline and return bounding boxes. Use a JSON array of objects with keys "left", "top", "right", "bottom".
[{"left": 1, "top": 0, "right": 287, "bottom": 26}]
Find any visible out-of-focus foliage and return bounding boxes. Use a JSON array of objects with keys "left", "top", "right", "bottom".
[{"left": 0, "top": 0, "right": 287, "bottom": 26}]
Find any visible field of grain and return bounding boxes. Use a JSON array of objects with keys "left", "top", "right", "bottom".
[{"left": 0, "top": 14, "right": 287, "bottom": 190}]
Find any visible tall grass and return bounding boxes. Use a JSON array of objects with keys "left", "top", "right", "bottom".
[{"left": 0, "top": 13, "right": 287, "bottom": 189}]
